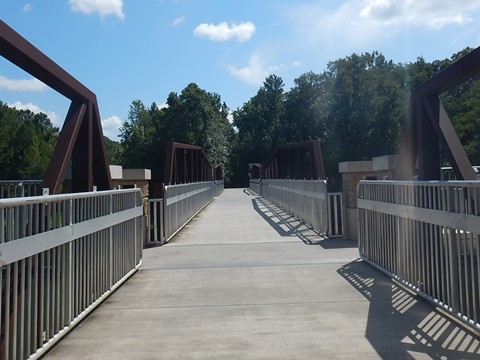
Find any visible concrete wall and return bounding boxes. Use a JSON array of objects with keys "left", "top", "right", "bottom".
[{"left": 339, "top": 155, "right": 397, "bottom": 240}]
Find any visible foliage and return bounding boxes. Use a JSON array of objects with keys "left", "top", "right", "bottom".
[
  {"left": 4, "top": 48, "right": 480, "bottom": 187},
  {"left": 104, "top": 136, "right": 123, "bottom": 165},
  {"left": 0, "top": 102, "right": 59, "bottom": 180},
  {"left": 230, "top": 48, "right": 480, "bottom": 185},
  {"left": 231, "top": 53, "right": 406, "bottom": 183},
  {"left": 119, "top": 83, "right": 232, "bottom": 183},
  {"left": 229, "top": 75, "right": 285, "bottom": 186}
]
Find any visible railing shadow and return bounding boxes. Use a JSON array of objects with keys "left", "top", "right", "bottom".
[
  {"left": 243, "top": 188, "right": 257, "bottom": 196},
  {"left": 338, "top": 259, "right": 480, "bottom": 359},
  {"left": 251, "top": 196, "right": 357, "bottom": 249}
]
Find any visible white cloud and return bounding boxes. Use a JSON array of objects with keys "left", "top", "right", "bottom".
[
  {"left": 360, "top": 0, "right": 477, "bottom": 29},
  {"left": 228, "top": 54, "right": 284, "bottom": 86},
  {"left": 172, "top": 16, "right": 186, "bottom": 26},
  {"left": 101, "top": 115, "right": 122, "bottom": 139},
  {"left": 286, "top": 0, "right": 480, "bottom": 50},
  {"left": 194, "top": 21, "right": 255, "bottom": 42},
  {"left": 68, "top": 0, "right": 125, "bottom": 20},
  {"left": 8, "top": 101, "right": 61, "bottom": 127},
  {"left": 23, "top": 4, "right": 32, "bottom": 12},
  {"left": 0, "top": 76, "right": 48, "bottom": 92}
]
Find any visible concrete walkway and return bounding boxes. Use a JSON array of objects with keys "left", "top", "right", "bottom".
[{"left": 46, "top": 189, "right": 480, "bottom": 359}]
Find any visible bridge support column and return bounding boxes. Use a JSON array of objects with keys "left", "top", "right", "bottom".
[{"left": 339, "top": 155, "right": 397, "bottom": 240}]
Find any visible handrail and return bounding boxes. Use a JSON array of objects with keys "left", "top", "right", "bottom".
[
  {"left": 0, "top": 188, "right": 143, "bottom": 359},
  {"left": 358, "top": 180, "right": 480, "bottom": 330}
]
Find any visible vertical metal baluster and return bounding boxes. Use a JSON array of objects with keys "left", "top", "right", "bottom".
[
  {"left": 86, "top": 235, "right": 91, "bottom": 307},
  {"left": 64, "top": 238, "right": 72, "bottom": 328},
  {"left": 0, "top": 267, "right": 2, "bottom": 358},
  {"left": 19, "top": 259, "right": 26, "bottom": 360},
  {"left": 459, "top": 225, "right": 468, "bottom": 316},
  {"left": 32, "top": 253, "right": 38, "bottom": 353},
  {"left": 50, "top": 247, "right": 56, "bottom": 337},
  {"left": 74, "top": 239, "right": 79, "bottom": 318},
  {"left": 0, "top": 208, "right": 4, "bottom": 244},
  {"left": 457, "top": 228, "right": 465, "bottom": 314},
  {"left": 45, "top": 250, "right": 50, "bottom": 342},
  {"left": 468, "top": 230, "right": 476, "bottom": 321},
  {"left": 56, "top": 245, "right": 61, "bottom": 333},
  {"left": 11, "top": 262, "right": 19, "bottom": 360},
  {"left": 59, "top": 244, "right": 65, "bottom": 330},
  {"left": 14, "top": 206, "right": 19, "bottom": 241},
  {"left": 96, "top": 232, "right": 100, "bottom": 300},
  {"left": 5, "top": 265, "right": 11, "bottom": 360},
  {"left": 80, "top": 237, "right": 84, "bottom": 312},
  {"left": 101, "top": 230, "right": 105, "bottom": 295},
  {"left": 476, "top": 231, "right": 480, "bottom": 324}
]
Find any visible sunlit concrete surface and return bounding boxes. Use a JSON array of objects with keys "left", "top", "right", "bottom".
[{"left": 45, "top": 189, "right": 480, "bottom": 360}]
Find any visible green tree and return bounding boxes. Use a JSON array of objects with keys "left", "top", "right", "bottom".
[
  {"left": 104, "top": 137, "right": 123, "bottom": 165},
  {"left": 120, "top": 84, "right": 233, "bottom": 183},
  {"left": 0, "top": 102, "right": 59, "bottom": 179},
  {"left": 120, "top": 100, "right": 156, "bottom": 170},
  {"left": 231, "top": 75, "right": 286, "bottom": 186}
]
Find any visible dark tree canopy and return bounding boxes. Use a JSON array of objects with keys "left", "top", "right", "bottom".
[
  {"left": 3, "top": 48, "right": 480, "bottom": 188},
  {"left": 0, "top": 101, "right": 59, "bottom": 180},
  {"left": 119, "top": 83, "right": 232, "bottom": 183}
]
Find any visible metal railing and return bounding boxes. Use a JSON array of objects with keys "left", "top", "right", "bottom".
[
  {"left": 328, "top": 192, "right": 344, "bottom": 237},
  {"left": 262, "top": 179, "right": 330, "bottom": 235},
  {"left": 164, "top": 181, "right": 216, "bottom": 241},
  {"left": 249, "top": 179, "right": 261, "bottom": 195},
  {"left": 358, "top": 180, "right": 480, "bottom": 330},
  {"left": 147, "top": 181, "right": 223, "bottom": 246},
  {"left": 0, "top": 188, "right": 143, "bottom": 359},
  {"left": 0, "top": 181, "right": 43, "bottom": 199},
  {"left": 147, "top": 199, "right": 164, "bottom": 244},
  {"left": 215, "top": 180, "right": 225, "bottom": 197}
]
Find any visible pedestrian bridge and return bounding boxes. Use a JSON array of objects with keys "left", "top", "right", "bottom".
[
  {"left": 2, "top": 182, "right": 480, "bottom": 359},
  {"left": 42, "top": 188, "right": 480, "bottom": 359},
  {"left": 2, "top": 17, "right": 480, "bottom": 359}
]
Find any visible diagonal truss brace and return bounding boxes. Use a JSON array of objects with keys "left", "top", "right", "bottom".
[
  {"left": 396, "top": 47, "right": 480, "bottom": 180},
  {"left": 0, "top": 20, "right": 112, "bottom": 193}
]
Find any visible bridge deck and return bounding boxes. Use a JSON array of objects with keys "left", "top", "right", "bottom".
[{"left": 46, "top": 189, "right": 480, "bottom": 359}]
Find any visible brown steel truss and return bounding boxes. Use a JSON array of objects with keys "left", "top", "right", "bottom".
[
  {"left": 213, "top": 165, "right": 224, "bottom": 181},
  {"left": 396, "top": 47, "right": 480, "bottom": 180},
  {"left": 0, "top": 20, "right": 112, "bottom": 193},
  {"left": 163, "top": 142, "right": 213, "bottom": 185},
  {"left": 249, "top": 163, "right": 262, "bottom": 180},
  {"left": 263, "top": 140, "right": 325, "bottom": 180}
]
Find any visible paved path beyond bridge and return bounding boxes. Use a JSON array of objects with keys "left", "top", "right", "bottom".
[{"left": 46, "top": 189, "right": 480, "bottom": 359}]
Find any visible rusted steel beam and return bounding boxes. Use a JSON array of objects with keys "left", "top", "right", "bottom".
[
  {"left": 263, "top": 140, "right": 325, "bottom": 180},
  {"left": 163, "top": 142, "right": 213, "bottom": 185},
  {"left": 42, "top": 101, "right": 86, "bottom": 193},
  {"left": 414, "top": 47, "right": 480, "bottom": 97},
  {"left": 214, "top": 165, "right": 224, "bottom": 180},
  {"left": 396, "top": 48, "right": 479, "bottom": 180},
  {"left": 0, "top": 20, "right": 112, "bottom": 193},
  {"left": 0, "top": 20, "right": 95, "bottom": 102}
]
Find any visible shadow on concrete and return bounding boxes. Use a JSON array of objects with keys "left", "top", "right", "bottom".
[
  {"left": 338, "top": 259, "right": 480, "bottom": 359},
  {"left": 251, "top": 196, "right": 357, "bottom": 249},
  {"left": 243, "top": 188, "right": 257, "bottom": 196}
]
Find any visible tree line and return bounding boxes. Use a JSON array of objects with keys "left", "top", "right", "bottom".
[{"left": 1, "top": 48, "right": 480, "bottom": 187}]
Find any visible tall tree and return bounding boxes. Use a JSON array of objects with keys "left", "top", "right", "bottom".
[
  {"left": 231, "top": 75, "right": 286, "bottom": 186},
  {"left": 120, "top": 84, "right": 232, "bottom": 183},
  {"left": 0, "top": 102, "right": 59, "bottom": 179},
  {"left": 120, "top": 100, "right": 156, "bottom": 170}
]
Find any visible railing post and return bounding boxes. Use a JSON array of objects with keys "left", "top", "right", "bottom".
[
  {"left": 109, "top": 192, "right": 114, "bottom": 288},
  {"left": 65, "top": 197, "right": 73, "bottom": 326}
]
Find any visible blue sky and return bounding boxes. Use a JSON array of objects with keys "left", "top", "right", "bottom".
[{"left": 2, "top": 0, "right": 480, "bottom": 141}]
